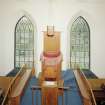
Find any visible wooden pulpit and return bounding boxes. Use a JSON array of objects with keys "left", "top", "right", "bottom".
[
  {"left": 41, "top": 81, "right": 58, "bottom": 105},
  {"left": 31, "top": 26, "right": 67, "bottom": 105}
]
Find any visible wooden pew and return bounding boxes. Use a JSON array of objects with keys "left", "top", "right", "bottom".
[
  {"left": 10, "top": 70, "right": 32, "bottom": 105},
  {"left": 1, "top": 65, "right": 32, "bottom": 105},
  {"left": 0, "top": 88, "right": 4, "bottom": 104},
  {"left": 88, "top": 79, "right": 105, "bottom": 104},
  {"left": 0, "top": 76, "right": 13, "bottom": 94},
  {"left": 74, "top": 69, "right": 96, "bottom": 105},
  {"left": 88, "top": 79, "right": 105, "bottom": 90}
]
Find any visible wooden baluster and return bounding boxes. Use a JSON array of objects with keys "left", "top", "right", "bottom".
[{"left": 32, "top": 89, "right": 34, "bottom": 105}]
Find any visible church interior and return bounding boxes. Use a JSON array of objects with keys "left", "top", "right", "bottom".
[{"left": 0, "top": 0, "right": 105, "bottom": 105}]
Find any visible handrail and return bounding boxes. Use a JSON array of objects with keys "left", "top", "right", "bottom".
[
  {"left": 77, "top": 69, "right": 97, "bottom": 105},
  {"left": 1, "top": 64, "right": 27, "bottom": 105}
]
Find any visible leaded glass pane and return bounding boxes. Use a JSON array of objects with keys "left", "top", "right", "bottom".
[
  {"left": 70, "top": 16, "right": 90, "bottom": 70},
  {"left": 15, "top": 16, "right": 34, "bottom": 69}
]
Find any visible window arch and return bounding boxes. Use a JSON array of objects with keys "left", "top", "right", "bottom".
[
  {"left": 70, "top": 16, "right": 90, "bottom": 70},
  {"left": 14, "top": 16, "right": 34, "bottom": 69}
]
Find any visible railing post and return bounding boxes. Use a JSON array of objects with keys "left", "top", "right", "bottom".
[{"left": 32, "top": 89, "right": 34, "bottom": 105}]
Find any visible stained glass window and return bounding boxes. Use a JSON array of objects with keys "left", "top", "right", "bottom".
[
  {"left": 70, "top": 16, "right": 90, "bottom": 70},
  {"left": 14, "top": 16, "right": 34, "bottom": 69}
]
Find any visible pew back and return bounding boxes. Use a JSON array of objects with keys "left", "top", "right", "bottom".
[
  {"left": 74, "top": 69, "right": 96, "bottom": 105},
  {"left": 1, "top": 64, "right": 30, "bottom": 105}
]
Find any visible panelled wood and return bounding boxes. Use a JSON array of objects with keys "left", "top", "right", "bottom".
[
  {"left": 10, "top": 70, "right": 32, "bottom": 105},
  {"left": 88, "top": 79, "right": 105, "bottom": 104},
  {"left": 41, "top": 81, "right": 58, "bottom": 105},
  {"left": 88, "top": 79, "right": 105, "bottom": 90},
  {"left": 39, "top": 28, "right": 64, "bottom": 105},
  {"left": 1, "top": 65, "right": 25, "bottom": 105},
  {"left": 44, "top": 31, "right": 60, "bottom": 54},
  {"left": 0, "top": 77, "right": 13, "bottom": 94},
  {"left": 74, "top": 69, "right": 96, "bottom": 105}
]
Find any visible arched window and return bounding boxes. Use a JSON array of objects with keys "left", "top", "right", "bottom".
[
  {"left": 70, "top": 16, "right": 90, "bottom": 70},
  {"left": 14, "top": 16, "right": 34, "bottom": 69}
]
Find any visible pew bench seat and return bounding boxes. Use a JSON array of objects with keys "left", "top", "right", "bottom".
[{"left": 10, "top": 70, "right": 32, "bottom": 105}]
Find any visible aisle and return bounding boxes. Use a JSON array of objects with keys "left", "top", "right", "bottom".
[
  {"left": 20, "top": 69, "right": 83, "bottom": 105},
  {"left": 62, "top": 70, "right": 83, "bottom": 105}
]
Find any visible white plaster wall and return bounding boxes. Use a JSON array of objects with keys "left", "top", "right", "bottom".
[
  {"left": 0, "top": 0, "right": 50, "bottom": 76},
  {"left": 0, "top": 0, "right": 105, "bottom": 77}
]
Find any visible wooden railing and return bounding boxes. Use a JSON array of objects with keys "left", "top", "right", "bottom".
[
  {"left": 74, "top": 69, "right": 97, "bottom": 105},
  {"left": 1, "top": 64, "right": 27, "bottom": 105}
]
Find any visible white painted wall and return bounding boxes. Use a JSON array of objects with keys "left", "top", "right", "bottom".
[{"left": 0, "top": 0, "right": 105, "bottom": 78}]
